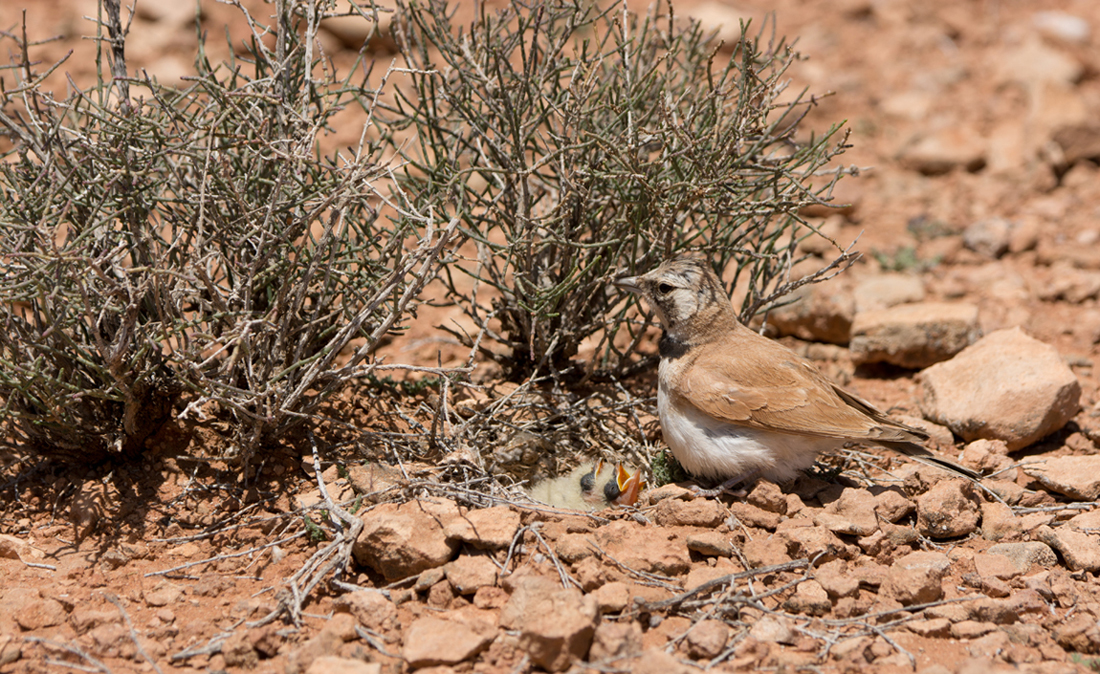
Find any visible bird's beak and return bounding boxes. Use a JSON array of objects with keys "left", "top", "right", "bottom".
[
  {"left": 612, "top": 465, "right": 646, "bottom": 506},
  {"left": 613, "top": 275, "right": 642, "bottom": 295}
]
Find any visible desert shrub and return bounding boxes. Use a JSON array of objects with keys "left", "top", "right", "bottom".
[
  {"left": 381, "top": 0, "right": 857, "bottom": 380},
  {"left": 0, "top": 0, "right": 453, "bottom": 465}
]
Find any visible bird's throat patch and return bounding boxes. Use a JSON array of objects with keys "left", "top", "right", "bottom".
[{"left": 658, "top": 335, "right": 690, "bottom": 360}]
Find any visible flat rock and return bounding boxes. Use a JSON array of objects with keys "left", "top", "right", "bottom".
[
  {"left": 593, "top": 521, "right": 691, "bottom": 575},
  {"left": 985, "top": 542, "right": 1058, "bottom": 573},
  {"left": 1066, "top": 508, "right": 1100, "bottom": 532},
  {"left": 746, "top": 481, "right": 787, "bottom": 514},
  {"left": 143, "top": 580, "right": 183, "bottom": 607},
  {"left": 980, "top": 501, "right": 1052, "bottom": 541},
  {"left": 1021, "top": 456, "right": 1100, "bottom": 501},
  {"left": 685, "top": 619, "right": 730, "bottom": 659},
  {"left": 500, "top": 576, "right": 597, "bottom": 672},
  {"left": 813, "top": 488, "right": 878, "bottom": 537},
  {"left": 353, "top": 499, "right": 461, "bottom": 580},
  {"left": 305, "top": 657, "right": 381, "bottom": 674},
  {"left": 403, "top": 616, "right": 494, "bottom": 668},
  {"left": 14, "top": 596, "right": 68, "bottom": 631},
  {"left": 443, "top": 506, "right": 521, "bottom": 549},
  {"left": 852, "top": 273, "right": 926, "bottom": 313},
  {"left": 849, "top": 301, "right": 980, "bottom": 368},
  {"left": 814, "top": 559, "right": 860, "bottom": 599},
  {"left": 885, "top": 551, "right": 950, "bottom": 605},
  {"left": 1035, "top": 525, "right": 1100, "bottom": 572},
  {"left": 783, "top": 580, "right": 831, "bottom": 616},
  {"left": 444, "top": 555, "right": 499, "bottom": 595},
  {"left": 653, "top": 498, "right": 725, "bottom": 528},
  {"left": 685, "top": 531, "right": 735, "bottom": 558},
  {"left": 741, "top": 536, "right": 792, "bottom": 568},
  {"left": 728, "top": 501, "right": 781, "bottom": 530},
  {"left": 972, "top": 553, "right": 1020, "bottom": 581},
  {"left": 906, "top": 618, "right": 952, "bottom": 638},
  {"left": 919, "top": 327, "right": 1081, "bottom": 450},
  {"left": 333, "top": 590, "right": 397, "bottom": 631},
  {"left": 775, "top": 524, "right": 851, "bottom": 564},
  {"left": 872, "top": 489, "right": 914, "bottom": 523},
  {"left": 897, "top": 126, "right": 986, "bottom": 175},
  {"left": 916, "top": 479, "right": 982, "bottom": 538}
]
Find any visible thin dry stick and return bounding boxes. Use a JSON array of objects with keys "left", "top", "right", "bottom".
[
  {"left": 145, "top": 531, "right": 307, "bottom": 578},
  {"left": 106, "top": 594, "right": 165, "bottom": 674},
  {"left": 638, "top": 558, "right": 812, "bottom": 612},
  {"left": 24, "top": 637, "right": 113, "bottom": 674},
  {"left": 528, "top": 523, "right": 582, "bottom": 590},
  {"left": 249, "top": 429, "right": 364, "bottom": 627}
]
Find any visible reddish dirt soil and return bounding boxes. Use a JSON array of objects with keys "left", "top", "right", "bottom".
[{"left": 2, "top": 1, "right": 1100, "bottom": 673}]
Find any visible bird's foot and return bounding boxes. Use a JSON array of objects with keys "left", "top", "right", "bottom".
[{"left": 690, "top": 470, "right": 761, "bottom": 499}]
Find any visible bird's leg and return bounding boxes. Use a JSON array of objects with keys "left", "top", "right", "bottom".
[{"left": 690, "top": 469, "right": 762, "bottom": 499}]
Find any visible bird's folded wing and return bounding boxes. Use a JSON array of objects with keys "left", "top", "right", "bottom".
[{"left": 676, "top": 352, "right": 917, "bottom": 442}]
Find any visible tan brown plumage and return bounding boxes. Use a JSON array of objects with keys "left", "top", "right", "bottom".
[{"left": 615, "top": 256, "right": 978, "bottom": 484}]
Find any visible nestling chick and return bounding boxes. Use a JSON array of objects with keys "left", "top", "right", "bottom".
[
  {"left": 526, "top": 461, "right": 646, "bottom": 511},
  {"left": 614, "top": 256, "right": 979, "bottom": 485}
]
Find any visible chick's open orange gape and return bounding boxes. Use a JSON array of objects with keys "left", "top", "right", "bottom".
[
  {"left": 526, "top": 461, "right": 645, "bottom": 511},
  {"left": 615, "top": 257, "right": 979, "bottom": 487}
]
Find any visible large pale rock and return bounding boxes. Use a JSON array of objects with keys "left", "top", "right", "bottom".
[
  {"left": 353, "top": 499, "right": 461, "bottom": 580},
  {"left": 849, "top": 302, "right": 980, "bottom": 368},
  {"left": 1021, "top": 456, "right": 1100, "bottom": 501},
  {"left": 919, "top": 328, "right": 1081, "bottom": 450},
  {"left": 500, "top": 576, "right": 597, "bottom": 672},
  {"left": 402, "top": 616, "right": 494, "bottom": 668}
]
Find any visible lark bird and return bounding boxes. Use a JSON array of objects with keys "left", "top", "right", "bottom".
[
  {"left": 527, "top": 461, "right": 646, "bottom": 511},
  {"left": 614, "top": 257, "right": 979, "bottom": 486}
]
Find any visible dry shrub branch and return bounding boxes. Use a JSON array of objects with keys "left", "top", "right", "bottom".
[
  {"left": 0, "top": 0, "right": 453, "bottom": 465},
  {"left": 382, "top": 0, "right": 858, "bottom": 381}
]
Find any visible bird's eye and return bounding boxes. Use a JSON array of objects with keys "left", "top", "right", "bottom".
[{"left": 657, "top": 283, "right": 673, "bottom": 295}]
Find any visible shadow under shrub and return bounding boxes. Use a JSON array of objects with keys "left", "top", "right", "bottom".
[
  {"left": 0, "top": 0, "right": 453, "bottom": 465},
  {"left": 382, "top": 0, "right": 857, "bottom": 381}
]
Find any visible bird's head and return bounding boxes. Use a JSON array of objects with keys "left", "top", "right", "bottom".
[{"left": 613, "top": 256, "right": 735, "bottom": 343}]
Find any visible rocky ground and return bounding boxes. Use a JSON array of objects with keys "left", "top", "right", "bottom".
[{"left": 2, "top": 0, "right": 1100, "bottom": 673}]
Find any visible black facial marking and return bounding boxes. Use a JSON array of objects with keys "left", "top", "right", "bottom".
[
  {"left": 659, "top": 334, "right": 690, "bottom": 360},
  {"left": 579, "top": 468, "right": 596, "bottom": 494},
  {"left": 602, "top": 478, "right": 622, "bottom": 503}
]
